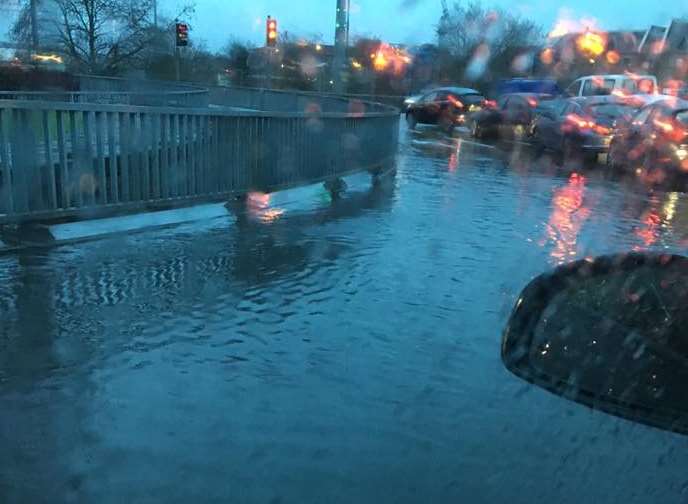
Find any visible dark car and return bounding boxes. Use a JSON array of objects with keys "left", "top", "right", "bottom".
[
  {"left": 406, "top": 87, "right": 486, "bottom": 132},
  {"left": 607, "top": 98, "right": 688, "bottom": 179},
  {"left": 531, "top": 96, "right": 640, "bottom": 162},
  {"left": 468, "top": 93, "right": 552, "bottom": 140}
]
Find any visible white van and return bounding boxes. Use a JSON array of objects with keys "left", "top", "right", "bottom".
[{"left": 565, "top": 74, "right": 658, "bottom": 97}]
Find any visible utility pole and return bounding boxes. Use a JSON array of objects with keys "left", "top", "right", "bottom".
[
  {"left": 332, "top": 0, "right": 349, "bottom": 93},
  {"left": 30, "top": 0, "right": 39, "bottom": 52}
]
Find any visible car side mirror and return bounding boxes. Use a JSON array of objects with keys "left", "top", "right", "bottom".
[{"left": 501, "top": 253, "right": 688, "bottom": 436}]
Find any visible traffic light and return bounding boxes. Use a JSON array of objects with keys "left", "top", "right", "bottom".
[
  {"left": 176, "top": 22, "right": 189, "bottom": 47},
  {"left": 266, "top": 16, "right": 278, "bottom": 47}
]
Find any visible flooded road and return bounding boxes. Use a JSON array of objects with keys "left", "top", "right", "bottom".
[{"left": 2, "top": 123, "right": 688, "bottom": 503}]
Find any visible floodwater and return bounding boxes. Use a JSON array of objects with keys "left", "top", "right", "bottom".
[{"left": 1, "top": 124, "right": 687, "bottom": 503}]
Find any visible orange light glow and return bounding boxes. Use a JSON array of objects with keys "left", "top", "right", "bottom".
[
  {"left": 548, "top": 15, "right": 600, "bottom": 39},
  {"left": 32, "top": 53, "right": 64, "bottom": 64},
  {"left": 605, "top": 50, "right": 620, "bottom": 64},
  {"left": 448, "top": 95, "right": 464, "bottom": 108},
  {"left": 653, "top": 118, "right": 674, "bottom": 133},
  {"left": 373, "top": 50, "right": 388, "bottom": 71},
  {"left": 540, "top": 48, "right": 554, "bottom": 65},
  {"left": 247, "top": 192, "right": 285, "bottom": 223},
  {"left": 576, "top": 31, "right": 606, "bottom": 58},
  {"left": 566, "top": 113, "right": 593, "bottom": 129},
  {"left": 371, "top": 43, "right": 412, "bottom": 74},
  {"left": 593, "top": 124, "right": 611, "bottom": 135}
]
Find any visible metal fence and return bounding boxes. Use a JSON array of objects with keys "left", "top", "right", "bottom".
[
  {"left": 0, "top": 90, "right": 210, "bottom": 108},
  {"left": 0, "top": 98, "right": 399, "bottom": 224}
]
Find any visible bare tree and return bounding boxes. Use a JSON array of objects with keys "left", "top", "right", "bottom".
[
  {"left": 436, "top": 1, "right": 542, "bottom": 83},
  {"left": 51, "top": 0, "right": 160, "bottom": 73}
]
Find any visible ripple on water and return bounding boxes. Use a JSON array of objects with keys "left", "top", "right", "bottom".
[{"left": 1, "top": 127, "right": 688, "bottom": 502}]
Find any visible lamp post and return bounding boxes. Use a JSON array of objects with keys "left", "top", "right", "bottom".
[{"left": 332, "top": 0, "right": 350, "bottom": 93}]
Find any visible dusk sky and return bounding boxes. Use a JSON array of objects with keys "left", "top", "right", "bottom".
[
  {"left": 0, "top": 0, "right": 677, "bottom": 50},
  {"left": 160, "top": 0, "right": 677, "bottom": 50}
]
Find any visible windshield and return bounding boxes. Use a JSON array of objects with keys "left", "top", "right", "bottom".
[
  {"left": 461, "top": 93, "right": 486, "bottom": 103},
  {"left": 586, "top": 103, "right": 638, "bottom": 118},
  {"left": 675, "top": 110, "right": 688, "bottom": 126},
  {"left": 622, "top": 77, "right": 657, "bottom": 94},
  {"left": 2, "top": 1, "right": 688, "bottom": 503}
]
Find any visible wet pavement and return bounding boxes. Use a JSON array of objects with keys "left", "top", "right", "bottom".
[{"left": 1, "top": 123, "right": 688, "bottom": 503}]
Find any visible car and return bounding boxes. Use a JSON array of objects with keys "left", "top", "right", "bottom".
[
  {"left": 401, "top": 94, "right": 422, "bottom": 113},
  {"left": 494, "top": 78, "right": 563, "bottom": 97},
  {"left": 607, "top": 97, "right": 688, "bottom": 180},
  {"left": 468, "top": 93, "right": 553, "bottom": 140},
  {"left": 405, "top": 87, "right": 486, "bottom": 132},
  {"left": 531, "top": 95, "right": 641, "bottom": 162},
  {"left": 565, "top": 74, "right": 658, "bottom": 98}
]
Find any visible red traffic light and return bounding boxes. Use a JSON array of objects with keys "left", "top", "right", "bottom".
[
  {"left": 266, "top": 16, "right": 278, "bottom": 47},
  {"left": 175, "top": 22, "right": 189, "bottom": 47}
]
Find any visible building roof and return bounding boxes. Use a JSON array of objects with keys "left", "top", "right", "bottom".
[
  {"left": 665, "top": 19, "right": 688, "bottom": 51},
  {"left": 639, "top": 24, "right": 669, "bottom": 53}
]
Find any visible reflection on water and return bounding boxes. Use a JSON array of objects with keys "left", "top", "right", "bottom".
[
  {"left": 542, "top": 173, "right": 591, "bottom": 265},
  {"left": 2, "top": 126, "right": 688, "bottom": 503}
]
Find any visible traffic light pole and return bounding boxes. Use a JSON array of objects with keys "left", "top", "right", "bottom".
[{"left": 175, "top": 47, "right": 181, "bottom": 81}]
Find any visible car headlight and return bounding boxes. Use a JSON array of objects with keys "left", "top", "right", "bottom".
[
  {"left": 676, "top": 146, "right": 688, "bottom": 160},
  {"left": 468, "top": 104, "right": 481, "bottom": 112}
]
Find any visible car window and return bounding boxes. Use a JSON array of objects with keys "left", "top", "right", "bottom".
[
  {"left": 632, "top": 106, "right": 654, "bottom": 125},
  {"left": 675, "top": 110, "right": 688, "bottom": 125},
  {"left": 567, "top": 80, "right": 582, "bottom": 96},
  {"left": 622, "top": 78, "right": 656, "bottom": 94},
  {"left": 422, "top": 92, "right": 438, "bottom": 103},
  {"left": 587, "top": 104, "right": 635, "bottom": 117},
  {"left": 581, "top": 78, "right": 616, "bottom": 96},
  {"left": 507, "top": 97, "right": 527, "bottom": 111},
  {"left": 462, "top": 93, "right": 485, "bottom": 104},
  {"left": 561, "top": 102, "right": 582, "bottom": 116}
]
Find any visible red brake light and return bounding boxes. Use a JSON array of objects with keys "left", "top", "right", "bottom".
[
  {"left": 653, "top": 118, "right": 674, "bottom": 133},
  {"left": 527, "top": 97, "right": 538, "bottom": 107},
  {"left": 448, "top": 95, "right": 464, "bottom": 108},
  {"left": 484, "top": 99, "right": 497, "bottom": 108},
  {"left": 593, "top": 124, "right": 611, "bottom": 135},
  {"left": 566, "top": 113, "right": 593, "bottom": 129}
]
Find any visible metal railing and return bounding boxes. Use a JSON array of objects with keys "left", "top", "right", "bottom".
[
  {"left": 0, "top": 90, "right": 210, "bottom": 108},
  {"left": 0, "top": 96, "right": 399, "bottom": 224}
]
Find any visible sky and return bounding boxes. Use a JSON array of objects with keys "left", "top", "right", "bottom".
[
  {"left": 0, "top": 0, "right": 678, "bottom": 51},
  {"left": 160, "top": 0, "right": 678, "bottom": 51}
]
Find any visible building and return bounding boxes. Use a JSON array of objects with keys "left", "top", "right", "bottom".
[{"left": 540, "top": 19, "right": 688, "bottom": 84}]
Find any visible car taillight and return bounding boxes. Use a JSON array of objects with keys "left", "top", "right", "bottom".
[
  {"left": 527, "top": 97, "right": 538, "bottom": 107},
  {"left": 484, "top": 99, "right": 497, "bottom": 108},
  {"left": 653, "top": 118, "right": 687, "bottom": 142},
  {"left": 566, "top": 113, "right": 594, "bottom": 129},
  {"left": 593, "top": 124, "right": 611, "bottom": 135},
  {"left": 448, "top": 95, "right": 464, "bottom": 108}
]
